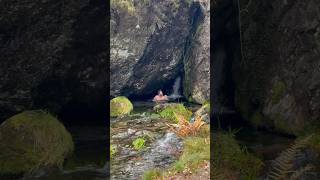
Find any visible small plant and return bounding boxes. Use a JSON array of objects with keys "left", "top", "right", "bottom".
[
  {"left": 168, "top": 114, "right": 205, "bottom": 138},
  {"left": 110, "top": 144, "right": 117, "bottom": 158},
  {"left": 142, "top": 169, "right": 162, "bottom": 180},
  {"left": 132, "top": 138, "right": 146, "bottom": 151}
]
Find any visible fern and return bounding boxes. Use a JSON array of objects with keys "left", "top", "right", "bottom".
[
  {"left": 167, "top": 114, "right": 205, "bottom": 138},
  {"left": 289, "top": 165, "right": 313, "bottom": 180},
  {"left": 268, "top": 135, "right": 313, "bottom": 180}
]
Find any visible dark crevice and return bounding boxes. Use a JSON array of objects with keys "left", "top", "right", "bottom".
[{"left": 212, "top": 0, "right": 245, "bottom": 128}]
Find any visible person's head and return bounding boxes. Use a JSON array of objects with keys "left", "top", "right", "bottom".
[{"left": 158, "top": 90, "right": 163, "bottom": 96}]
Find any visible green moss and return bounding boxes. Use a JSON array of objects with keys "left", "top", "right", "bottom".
[
  {"left": 110, "top": 96, "right": 133, "bottom": 117},
  {"left": 272, "top": 113, "right": 298, "bottom": 135},
  {"left": 306, "top": 133, "right": 320, "bottom": 152},
  {"left": 110, "top": 144, "right": 117, "bottom": 159},
  {"left": 0, "top": 110, "right": 74, "bottom": 175},
  {"left": 171, "top": 0, "right": 180, "bottom": 13},
  {"left": 203, "top": 101, "right": 210, "bottom": 112},
  {"left": 271, "top": 81, "right": 286, "bottom": 104},
  {"left": 142, "top": 169, "right": 162, "bottom": 180},
  {"left": 250, "top": 111, "right": 264, "bottom": 128},
  {"left": 159, "top": 104, "right": 192, "bottom": 123},
  {"left": 173, "top": 136, "right": 210, "bottom": 172},
  {"left": 111, "top": 0, "right": 135, "bottom": 14},
  {"left": 213, "top": 132, "right": 263, "bottom": 179},
  {"left": 132, "top": 138, "right": 146, "bottom": 151},
  {"left": 187, "top": 95, "right": 194, "bottom": 103}
]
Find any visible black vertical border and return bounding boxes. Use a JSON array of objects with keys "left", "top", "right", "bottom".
[
  {"left": 106, "top": 0, "right": 111, "bottom": 177},
  {"left": 210, "top": 0, "right": 215, "bottom": 178}
]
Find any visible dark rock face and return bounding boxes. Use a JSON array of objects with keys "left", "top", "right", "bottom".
[
  {"left": 183, "top": 0, "right": 210, "bottom": 104},
  {"left": 234, "top": 0, "right": 320, "bottom": 134},
  {"left": 211, "top": 0, "right": 240, "bottom": 110},
  {"left": 110, "top": 0, "right": 192, "bottom": 98},
  {"left": 110, "top": 0, "right": 210, "bottom": 102},
  {"left": 0, "top": 0, "right": 106, "bottom": 123}
]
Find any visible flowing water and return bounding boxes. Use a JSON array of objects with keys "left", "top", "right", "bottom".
[
  {"left": 110, "top": 101, "right": 185, "bottom": 180},
  {"left": 169, "top": 76, "right": 182, "bottom": 100}
]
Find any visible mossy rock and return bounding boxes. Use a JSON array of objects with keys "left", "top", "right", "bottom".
[
  {"left": 194, "top": 104, "right": 210, "bottom": 123},
  {"left": 111, "top": 0, "right": 135, "bottom": 14},
  {"left": 158, "top": 103, "right": 192, "bottom": 123},
  {"left": 271, "top": 81, "right": 286, "bottom": 104},
  {"left": 0, "top": 110, "right": 74, "bottom": 175},
  {"left": 250, "top": 111, "right": 264, "bottom": 128},
  {"left": 110, "top": 96, "right": 133, "bottom": 117}
]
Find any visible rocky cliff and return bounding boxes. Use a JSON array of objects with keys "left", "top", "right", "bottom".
[
  {"left": 0, "top": 0, "right": 107, "bottom": 123},
  {"left": 234, "top": 0, "right": 320, "bottom": 135},
  {"left": 110, "top": 0, "right": 210, "bottom": 102},
  {"left": 183, "top": 0, "right": 210, "bottom": 104}
]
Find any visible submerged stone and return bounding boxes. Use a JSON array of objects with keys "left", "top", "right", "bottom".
[{"left": 0, "top": 110, "right": 74, "bottom": 175}]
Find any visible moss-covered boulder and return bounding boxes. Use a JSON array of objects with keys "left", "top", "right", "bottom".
[
  {"left": 0, "top": 110, "right": 74, "bottom": 175},
  {"left": 156, "top": 103, "right": 192, "bottom": 123},
  {"left": 194, "top": 102, "right": 210, "bottom": 123},
  {"left": 110, "top": 96, "right": 133, "bottom": 117}
]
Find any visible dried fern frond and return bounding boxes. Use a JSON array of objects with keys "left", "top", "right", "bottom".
[
  {"left": 268, "top": 135, "right": 313, "bottom": 180},
  {"left": 167, "top": 113, "right": 205, "bottom": 138},
  {"left": 289, "top": 165, "right": 313, "bottom": 180}
]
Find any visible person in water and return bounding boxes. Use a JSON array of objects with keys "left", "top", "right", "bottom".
[{"left": 153, "top": 90, "right": 168, "bottom": 102}]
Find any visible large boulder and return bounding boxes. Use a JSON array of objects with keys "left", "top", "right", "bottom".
[
  {"left": 0, "top": 0, "right": 106, "bottom": 123},
  {"left": 110, "top": 96, "right": 133, "bottom": 117},
  {"left": 234, "top": 0, "right": 320, "bottom": 135},
  {"left": 183, "top": 0, "right": 210, "bottom": 104},
  {"left": 0, "top": 110, "right": 73, "bottom": 175}
]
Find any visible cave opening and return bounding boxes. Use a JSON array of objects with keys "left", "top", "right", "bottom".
[{"left": 127, "top": 71, "right": 186, "bottom": 102}]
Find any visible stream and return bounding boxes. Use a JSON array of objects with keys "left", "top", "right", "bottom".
[
  {"left": 16, "top": 102, "right": 296, "bottom": 180},
  {"left": 110, "top": 101, "right": 199, "bottom": 180}
]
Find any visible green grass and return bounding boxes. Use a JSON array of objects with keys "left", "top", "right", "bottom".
[
  {"left": 159, "top": 104, "right": 192, "bottom": 123},
  {"left": 0, "top": 110, "right": 74, "bottom": 175},
  {"left": 173, "top": 136, "right": 210, "bottom": 172},
  {"left": 132, "top": 138, "right": 146, "bottom": 151},
  {"left": 213, "top": 132, "right": 263, "bottom": 179},
  {"left": 142, "top": 169, "right": 162, "bottom": 180}
]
